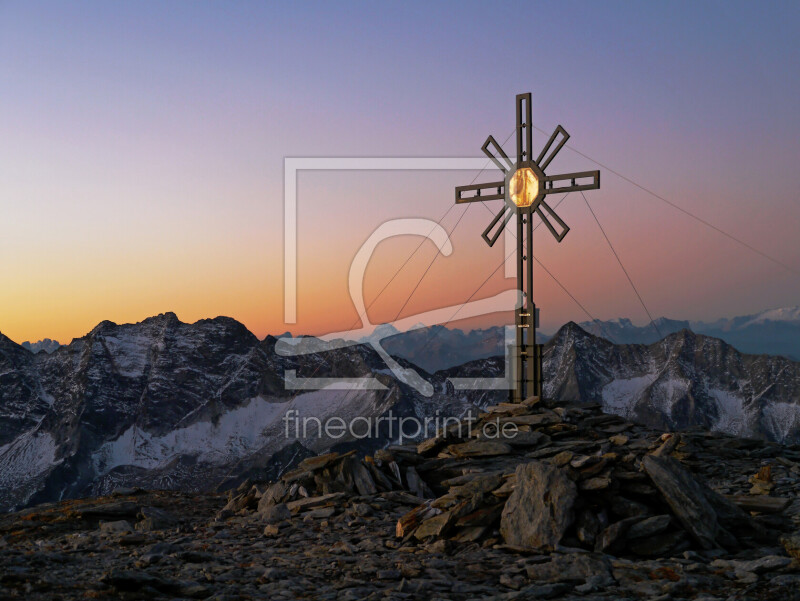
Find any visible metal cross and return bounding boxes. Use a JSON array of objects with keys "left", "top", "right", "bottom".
[{"left": 455, "top": 93, "right": 600, "bottom": 402}]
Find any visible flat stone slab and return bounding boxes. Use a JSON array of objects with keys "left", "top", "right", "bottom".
[{"left": 447, "top": 441, "right": 512, "bottom": 458}]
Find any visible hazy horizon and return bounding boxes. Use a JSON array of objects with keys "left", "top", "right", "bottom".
[{"left": 8, "top": 301, "right": 800, "bottom": 349}]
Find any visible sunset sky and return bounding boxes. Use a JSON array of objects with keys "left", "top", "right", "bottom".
[{"left": 1, "top": 1, "right": 799, "bottom": 345}]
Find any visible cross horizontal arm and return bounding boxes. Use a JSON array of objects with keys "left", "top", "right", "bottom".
[
  {"left": 455, "top": 180, "right": 505, "bottom": 204},
  {"left": 543, "top": 170, "right": 600, "bottom": 195}
]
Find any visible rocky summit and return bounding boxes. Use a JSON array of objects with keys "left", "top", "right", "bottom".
[{"left": 2, "top": 398, "right": 800, "bottom": 600}]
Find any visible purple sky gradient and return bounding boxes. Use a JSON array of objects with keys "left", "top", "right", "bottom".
[{"left": 1, "top": 1, "right": 799, "bottom": 343}]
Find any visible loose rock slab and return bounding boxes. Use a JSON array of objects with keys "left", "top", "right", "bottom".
[
  {"left": 642, "top": 454, "right": 720, "bottom": 549},
  {"left": 499, "top": 461, "right": 577, "bottom": 549},
  {"left": 447, "top": 440, "right": 512, "bottom": 458}
]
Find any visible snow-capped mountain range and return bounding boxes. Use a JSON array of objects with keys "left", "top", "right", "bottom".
[
  {"left": 0, "top": 312, "right": 799, "bottom": 513},
  {"left": 18, "top": 305, "right": 800, "bottom": 368},
  {"left": 545, "top": 323, "right": 800, "bottom": 445},
  {"left": 579, "top": 306, "right": 800, "bottom": 360},
  {"left": 342, "top": 305, "right": 800, "bottom": 370},
  {"left": 0, "top": 313, "right": 497, "bottom": 512}
]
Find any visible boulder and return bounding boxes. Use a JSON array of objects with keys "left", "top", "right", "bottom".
[
  {"left": 256, "top": 481, "right": 287, "bottom": 512},
  {"left": 595, "top": 517, "right": 639, "bottom": 553},
  {"left": 285, "top": 493, "right": 344, "bottom": 512},
  {"left": 726, "top": 496, "right": 791, "bottom": 514},
  {"left": 260, "top": 503, "right": 291, "bottom": 524},
  {"left": 504, "top": 430, "right": 548, "bottom": 448},
  {"left": 396, "top": 502, "right": 441, "bottom": 538},
  {"left": 413, "top": 510, "right": 455, "bottom": 539},
  {"left": 499, "top": 461, "right": 577, "bottom": 549},
  {"left": 344, "top": 457, "right": 378, "bottom": 496},
  {"left": 450, "top": 473, "right": 503, "bottom": 498}
]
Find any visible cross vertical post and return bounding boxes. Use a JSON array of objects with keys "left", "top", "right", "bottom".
[
  {"left": 515, "top": 211, "right": 524, "bottom": 401},
  {"left": 526, "top": 212, "right": 540, "bottom": 400},
  {"left": 513, "top": 209, "right": 540, "bottom": 402},
  {"left": 454, "top": 92, "right": 600, "bottom": 402}
]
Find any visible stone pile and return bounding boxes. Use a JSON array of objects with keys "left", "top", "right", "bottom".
[
  {"left": 388, "top": 398, "right": 790, "bottom": 557},
  {"left": 226, "top": 396, "right": 800, "bottom": 562},
  {"left": 2, "top": 397, "right": 800, "bottom": 600}
]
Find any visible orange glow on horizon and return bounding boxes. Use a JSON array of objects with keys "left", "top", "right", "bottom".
[{"left": 1, "top": 3, "right": 799, "bottom": 351}]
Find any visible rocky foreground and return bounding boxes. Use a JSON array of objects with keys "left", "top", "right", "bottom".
[{"left": 2, "top": 399, "right": 800, "bottom": 600}]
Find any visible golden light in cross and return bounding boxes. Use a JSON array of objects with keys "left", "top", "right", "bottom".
[{"left": 509, "top": 167, "right": 539, "bottom": 208}]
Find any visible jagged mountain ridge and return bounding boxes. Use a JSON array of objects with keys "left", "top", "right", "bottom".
[
  {"left": 577, "top": 317, "right": 691, "bottom": 345},
  {"left": 544, "top": 323, "right": 800, "bottom": 444},
  {"left": 11, "top": 303, "right": 800, "bottom": 369},
  {"left": 0, "top": 313, "right": 494, "bottom": 512},
  {"left": 1, "top": 313, "right": 799, "bottom": 513}
]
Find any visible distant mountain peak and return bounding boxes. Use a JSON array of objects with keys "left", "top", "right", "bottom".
[
  {"left": 89, "top": 320, "right": 118, "bottom": 336},
  {"left": 20, "top": 338, "right": 61, "bottom": 354},
  {"left": 608, "top": 317, "right": 633, "bottom": 327},
  {"left": 372, "top": 323, "right": 400, "bottom": 336},
  {"left": 740, "top": 306, "right": 800, "bottom": 327},
  {"left": 141, "top": 311, "right": 180, "bottom": 325},
  {"left": 554, "top": 321, "right": 600, "bottom": 341},
  {"left": 557, "top": 321, "right": 585, "bottom": 335}
]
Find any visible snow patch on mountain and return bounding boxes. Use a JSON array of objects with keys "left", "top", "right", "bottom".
[
  {"left": 708, "top": 387, "right": 747, "bottom": 436},
  {"left": 99, "top": 334, "right": 156, "bottom": 378},
  {"left": 0, "top": 429, "right": 59, "bottom": 493},
  {"left": 652, "top": 377, "right": 690, "bottom": 417},
  {"left": 92, "top": 396, "right": 285, "bottom": 473},
  {"left": 601, "top": 375, "right": 653, "bottom": 418},
  {"left": 740, "top": 306, "right": 800, "bottom": 328},
  {"left": 762, "top": 402, "right": 800, "bottom": 443},
  {"left": 92, "top": 387, "right": 394, "bottom": 476}
]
